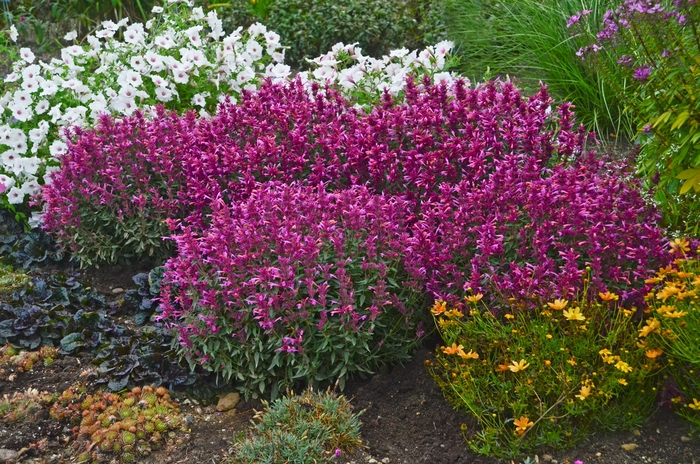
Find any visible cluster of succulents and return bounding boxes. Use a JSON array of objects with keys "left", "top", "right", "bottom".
[
  {"left": 0, "top": 344, "right": 59, "bottom": 372},
  {"left": 50, "top": 384, "right": 185, "bottom": 463},
  {"left": 0, "top": 388, "right": 58, "bottom": 423}
]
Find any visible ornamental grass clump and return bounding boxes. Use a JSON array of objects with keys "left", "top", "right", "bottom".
[
  {"left": 231, "top": 388, "right": 363, "bottom": 463},
  {"left": 405, "top": 150, "right": 669, "bottom": 309},
  {"left": 158, "top": 184, "right": 426, "bottom": 399},
  {"left": 573, "top": 0, "right": 700, "bottom": 234},
  {"left": 642, "top": 238, "right": 700, "bottom": 430},
  {"left": 429, "top": 286, "right": 659, "bottom": 458}
]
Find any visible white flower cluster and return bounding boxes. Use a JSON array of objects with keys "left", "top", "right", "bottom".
[
  {"left": 0, "top": 0, "right": 286, "bottom": 207},
  {"left": 0, "top": 0, "right": 459, "bottom": 212},
  {"left": 298, "top": 40, "right": 461, "bottom": 105}
]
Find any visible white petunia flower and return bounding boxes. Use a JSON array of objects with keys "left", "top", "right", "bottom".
[
  {"left": 49, "top": 140, "right": 68, "bottom": 157},
  {"left": 152, "top": 5, "right": 164, "bottom": 13},
  {"left": 40, "top": 81, "right": 59, "bottom": 96},
  {"left": 9, "top": 102, "right": 33, "bottom": 122},
  {"left": 144, "top": 51, "right": 165, "bottom": 71},
  {"left": 0, "top": 175, "right": 15, "bottom": 194},
  {"left": 190, "top": 93, "right": 208, "bottom": 107},
  {"left": 117, "top": 69, "right": 143, "bottom": 88},
  {"left": 34, "top": 100, "right": 50, "bottom": 115},
  {"left": 191, "top": 7, "right": 205, "bottom": 20},
  {"left": 64, "top": 30, "right": 78, "bottom": 41},
  {"left": 9, "top": 25, "right": 18, "bottom": 42},
  {"left": 155, "top": 86, "right": 174, "bottom": 102},
  {"left": 247, "top": 23, "right": 267, "bottom": 37},
  {"left": 129, "top": 55, "right": 148, "bottom": 73},
  {"left": 265, "top": 63, "right": 291, "bottom": 82},
  {"left": 245, "top": 40, "right": 263, "bottom": 61},
  {"left": 20, "top": 48, "right": 35, "bottom": 63},
  {"left": 6, "top": 187, "right": 24, "bottom": 205},
  {"left": 124, "top": 23, "right": 145, "bottom": 44}
]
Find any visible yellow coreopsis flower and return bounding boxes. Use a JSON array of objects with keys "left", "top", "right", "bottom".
[
  {"left": 563, "top": 306, "right": 586, "bottom": 322},
  {"left": 615, "top": 360, "right": 633, "bottom": 373},
  {"left": 639, "top": 318, "right": 660, "bottom": 337},
  {"left": 513, "top": 416, "right": 534, "bottom": 436},
  {"left": 670, "top": 238, "right": 690, "bottom": 254},
  {"left": 547, "top": 299, "right": 568, "bottom": 310},
  {"left": 656, "top": 304, "right": 676, "bottom": 315},
  {"left": 442, "top": 343, "right": 464, "bottom": 355},
  {"left": 689, "top": 398, "right": 700, "bottom": 410},
  {"left": 618, "top": 378, "right": 628, "bottom": 386},
  {"left": 663, "top": 310, "right": 689, "bottom": 319},
  {"left": 576, "top": 385, "right": 592, "bottom": 400},
  {"left": 657, "top": 284, "right": 682, "bottom": 302},
  {"left": 431, "top": 300, "right": 447, "bottom": 316},
  {"left": 444, "top": 309, "right": 464, "bottom": 318},
  {"left": 508, "top": 359, "right": 530, "bottom": 372},
  {"left": 599, "top": 348, "right": 612, "bottom": 356},
  {"left": 458, "top": 349, "right": 479, "bottom": 360},
  {"left": 599, "top": 291, "right": 619, "bottom": 301},
  {"left": 504, "top": 313, "right": 515, "bottom": 319},
  {"left": 465, "top": 293, "right": 484, "bottom": 303},
  {"left": 645, "top": 349, "right": 663, "bottom": 359}
]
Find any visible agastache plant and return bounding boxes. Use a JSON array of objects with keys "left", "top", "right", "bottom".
[{"left": 158, "top": 184, "right": 426, "bottom": 399}]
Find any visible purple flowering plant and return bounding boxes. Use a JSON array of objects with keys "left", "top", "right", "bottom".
[
  {"left": 572, "top": 0, "right": 700, "bottom": 234},
  {"left": 158, "top": 184, "right": 426, "bottom": 399}
]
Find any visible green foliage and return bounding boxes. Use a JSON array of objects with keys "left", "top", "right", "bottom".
[
  {"left": 91, "top": 325, "right": 196, "bottom": 392},
  {"left": 124, "top": 266, "right": 166, "bottom": 325},
  {"left": 429, "top": 287, "right": 657, "bottom": 458},
  {"left": 574, "top": 1, "right": 700, "bottom": 234},
  {"left": 443, "top": 0, "right": 632, "bottom": 140},
  {"left": 50, "top": 384, "right": 184, "bottom": 463},
  {"left": 644, "top": 241, "right": 700, "bottom": 430},
  {"left": 3, "top": 0, "right": 155, "bottom": 51},
  {"left": 231, "top": 388, "right": 363, "bottom": 463},
  {"left": 219, "top": 0, "right": 446, "bottom": 69}
]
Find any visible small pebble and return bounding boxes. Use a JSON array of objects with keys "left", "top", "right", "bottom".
[
  {"left": 621, "top": 443, "right": 639, "bottom": 451},
  {"left": 381, "top": 459, "right": 390, "bottom": 464},
  {"left": 681, "top": 436, "right": 692, "bottom": 442},
  {"left": 368, "top": 459, "right": 378, "bottom": 464},
  {"left": 111, "top": 287, "right": 124, "bottom": 294},
  {"left": 596, "top": 452, "right": 602, "bottom": 457},
  {"left": 633, "top": 429, "right": 641, "bottom": 436},
  {"left": 542, "top": 454, "right": 553, "bottom": 462}
]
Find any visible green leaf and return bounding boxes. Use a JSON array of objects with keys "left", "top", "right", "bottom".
[
  {"left": 60, "top": 333, "right": 85, "bottom": 353},
  {"left": 671, "top": 111, "right": 690, "bottom": 131}
]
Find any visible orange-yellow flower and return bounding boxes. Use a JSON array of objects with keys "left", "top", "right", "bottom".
[
  {"left": 655, "top": 305, "right": 676, "bottom": 315},
  {"left": 496, "top": 364, "right": 510, "bottom": 372},
  {"left": 645, "top": 349, "right": 663, "bottom": 359},
  {"left": 563, "top": 306, "right": 586, "bottom": 322},
  {"left": 465, "top": 293, "right": 484, "bottom": 303},
  {"left": 567, "top": 358, "right": 577, "bottom": 366},
  {"left": 576, "top": 385, "right": 592, "bottom": 400},
  {"left": 544, "top": 360, "right": 551, "bottom": 366},
  {"left": 431, "top": 300, "right": 447, "bottom": 316},
  {"left": 639, "top": 318, "right": 660, "bottom": 337},
  {"left": 513, "top": 416, "right": 534, "bottom": 436},
  {"left": 458, "top": 349, "right": 479, "bottom": 360},
  {"left": 444, "top": 309, "right": 464, "bottom": 318},
  {"left": 442, "top": 343, "right": 463, "bottom": 355},
  {"left": 599, "top": 291, "right": 619, "bottom": 301},
  {"left": 504, "top": 313, "right": 515, "bottom": 319},
  {"left": 618, "top": 378, "right": 628, "bottom": 386},
  {"left": 615, "top": 360, "right": 633, "bottom": 373},
  {"left": 689, "top": 398, "right": 700, "bottom": 410},
  {"left": 670, "top": 238, "right": 690, "bottom": 254},
  {"left": 657, "top": 284, "right": 682, "bottom": 302},
  {"left": 508, "top": 359, "right": 530, "bottom": 372},
  {"left": 663, "top": 310, "right": 688, "bottom": 319},
  {"left": 599, "top": 348, "right": 612, "bottom": 356},
  {"left": 547, "top": 299, "right": 568, "bottom": 310}
]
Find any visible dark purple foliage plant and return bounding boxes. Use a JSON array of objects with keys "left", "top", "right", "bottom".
[{"left": 158, "top": 183, "right": 426, "bottom": 399}]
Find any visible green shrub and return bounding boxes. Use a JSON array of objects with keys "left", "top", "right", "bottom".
[
  {"left": 219, "top": 0, "right": 446, "bottom": 69},
  {"left": 443, "top": 0, "right": 632, "bottom": 140},
  {"left": 231, "top": 388, "right": 362, "bottom": 464},
  {"left": 575, "top": 1, "right": 700, "bottom": 234},
  {"left": 429, "top": 285, "right": 658, "bottom": 458}
]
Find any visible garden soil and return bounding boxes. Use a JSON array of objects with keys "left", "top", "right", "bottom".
[{"left": 0, "top": 270, "right": 699, "bottom": 464}]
